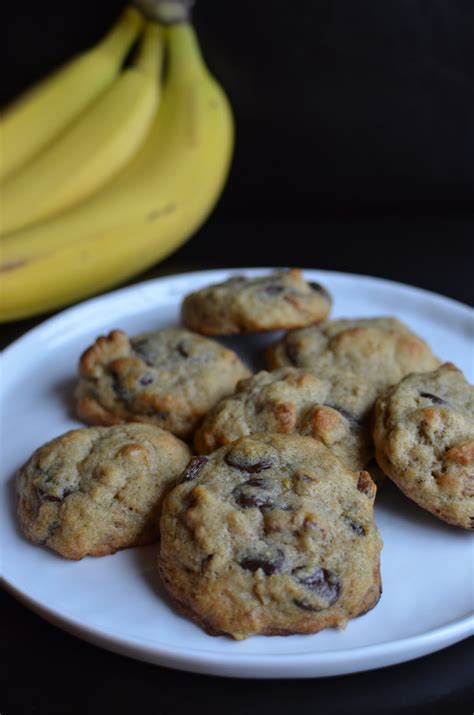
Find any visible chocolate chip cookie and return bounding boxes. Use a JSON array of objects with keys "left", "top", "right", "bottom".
[
  {"left": 16, "top": 424, "right": 191, "bottom": 560},
  {"left": 159, "top": 433, "right": 382, "bottom": 639},
  {"left": 194, "top": 367, "right": 376, "bottom": 470},
  {"left": 181, "top": 269, "right": 332, "bottom": 335},
  {"left": 373, "top": 363, "right": 474, "bottom": 529},
  {"left": 76, "top": 328, "right": 251, "bottom": 439},
  {"left": 267, "top": 317, "right": 440, "bottom": 390}
]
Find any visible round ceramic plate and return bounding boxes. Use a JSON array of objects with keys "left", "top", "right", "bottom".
[{"left": 1, "top": 268, "right": 473, "bottom": 678}]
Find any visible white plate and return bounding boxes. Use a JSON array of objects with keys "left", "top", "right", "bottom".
[{"left": 1, "top": 268, "right": 473, "bottom": 679}]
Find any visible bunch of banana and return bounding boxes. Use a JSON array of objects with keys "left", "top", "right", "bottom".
[
  {"left": 1, "top": 22, "right": 163, "bottom": 234},
  {"left": 0, "top": 1, "right": 234, "bottom": 321},
  {"left": 0, "top": 6, "right": 143, "bottom": 181}
]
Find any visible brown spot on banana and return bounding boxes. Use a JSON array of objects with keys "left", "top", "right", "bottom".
[
  {"left": 146, "top": 203, "right": 176, "bottom": 221},
  {"left": 0, "top": 259, "right": 31, "bottom": 272}
]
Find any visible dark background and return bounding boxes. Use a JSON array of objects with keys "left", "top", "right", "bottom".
[
  {"left": 2, "top": 1, "right": 473, "bottom": 713},
  {"left": 1, "top": 0, "right": 474, "bottom": 307}
]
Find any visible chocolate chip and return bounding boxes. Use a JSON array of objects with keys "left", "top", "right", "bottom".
[
  {"left": 62, "top": 488, "right": 77, "bottom": 499},
  {"left": 36, "top": 486, "right": 77, "bottom": 502},
  {"left": 347, "top": 519, "right": 367, "bottom": 536},
  {"left": 293, "top": 599, "right": 320, "bottom": 612},
  {"left": 109, "top": 370, "right": 131, "bottom": 405},
  {"left": 225, "top": 450, "right": 275, "bottom": 473},
  {"left": 139, "top": 372, "right": 154, "bottom": 386},
  {"left": 299, "top": 568, "right": 341, "bottom": 606},
  {"left": 285, "top": 342, "right": 300, "bottom": 366},
  {"left": 132, "top": 339, "right": 155, "bottom": 366},
  {"left": 263, "top": 284, "right": 286, "bottom": 296},
  {"left": 181, "top": 456, "right": 208, "bottom": 483},
  {"left": 308, "top": 282, "right": 331, "bottom": 302},
  {"left": 176, "top": 340, "right": 189, "bottom": 358},
  {"left": 36, "top": 488, "right": 61, "bottom": 503},
  {"left": 419, "top": 392, "right": 447, "bottom": 405},
  {"left": 239, "top": 547, "right": 284, "bottom": 575},
  {"left": 201, "top": 554, "right": 213, "bottom": 573},
  {"left": 234, "top": 490, "right": 274, "bottom": 511},
  {"left": 324, "top": 403, "right": 363, "bottom": 427},
  {"left": 245, "top": 477, "right": 268, "bottom": 487},
  {"left": 233, "top": 478, "right": 289, "bottom": 512},
  {"left": 38, "top": 520, "right": 61, "bottom": 545}
]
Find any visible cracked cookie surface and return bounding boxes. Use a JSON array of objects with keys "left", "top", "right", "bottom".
[
  {"left": 267, "top": 317, "right": 440, "bottom": 390},
  {"left": 159, "top": 433, "right": 382, "bottom": 639},
  {"left": 16, "top": 424, "right": 191, "bottom": 559},
  {"left": 76, "top": 328, "right": 251, "bottom": 439},
  {"left": 373, "top": 363, "right": 474, "bottom": 529},
  {"left": 181, "top": 269, "right": 332, "bottom": 335},
  {"left": 194, "top": 367, "right": 376, "bottom": 470}
]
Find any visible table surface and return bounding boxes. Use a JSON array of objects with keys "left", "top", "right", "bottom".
[{"left": 1, "top": 223, "right": 473, "bottom": 715}]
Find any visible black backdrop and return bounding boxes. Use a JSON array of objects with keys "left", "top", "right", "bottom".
[
  {"left": 2, "top": 2, "right": 474, "bottom": 714},
  {"left": 3, "top": 1, "right": 474, "bottom": 213},
  {"left": 4, "top": 0, "right": 474, "bottom": 304}
]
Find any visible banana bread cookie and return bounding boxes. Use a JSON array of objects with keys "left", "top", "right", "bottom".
[
  {"left": 159, "top": 433, "right": 382, "bottom": 639},
  {"left": 373, "top": 363, "right": 474, "bottom": 529},
  {"left": 267, "top": 317, "right": 440, "bottom": 390},
  {"left": 194, "top": 367, "right": 376, "bottom": 470},
  {"left": 76, "top": 327, "right": 251, "bottom": 439},
  {"left": 16, "top": 423, "right": 191, "bottom": 559},
  {"left": 181, "top": 269, "right": 332, "bottom": 335}
]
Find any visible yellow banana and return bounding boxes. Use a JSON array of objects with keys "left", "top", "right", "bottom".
[
  {"left": 0, "top": 6, "right": 143, "bottom": 181},
  {"left": 0, "top": 23, "right": 234, "bottom": 321},
  {"left": 1, "top": 22, "right": 163, "bottom": 235}
]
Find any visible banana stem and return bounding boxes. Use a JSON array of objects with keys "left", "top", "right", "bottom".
[
  {"left": 133, "top": 22, "right": 164, "bottom": 75},
  {"left": 165, "top": 23, "right": 207, "bottom": 79},
  {"left": 134, "top": 0, "right": 195, "bottom": 24},
  {"left": 134, "top": 2, "right": 205, "bottom": 80},
  {"left": 100, "top": 6, "right": 143, "bottom": 58}
]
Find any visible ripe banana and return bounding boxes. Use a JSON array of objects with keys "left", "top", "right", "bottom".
[
  {"left": 0, "top": 23, "right": 234, "bottom": 321},
  {"left": 0, "top": 6, "right": 142, "bottom": 181},
  {"left": 1, "top": 22, "right": 163, "bottom": 235}
]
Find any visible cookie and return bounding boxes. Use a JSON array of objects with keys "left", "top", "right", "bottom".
[
  {"left": 194, "top": 367, "right": 376, "bottom": 470},
  {"left": 373, "top": 363, "right": 474, "bottom": 529},
  {"left": 76, "top": 328, "right": 251, "bottom": 440},
  {"left": 267, "top": 317, "right": 440, "bottom": 390},
  {"left": 159, "top": 433, "right": 382, "bottom": 639},
  {"left": 16, "top": 424, "right": 191, "bottom": 559},
  {"left": 181, "top": 269, "right": 332, "bottom": 335}
]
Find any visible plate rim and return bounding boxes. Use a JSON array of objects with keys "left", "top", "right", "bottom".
[
  {"left": 2, "top": 576, "right": 473, "bottom": 678},
  {"left": 1, "top": 266, "right": 473, "bottom": 678}
]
